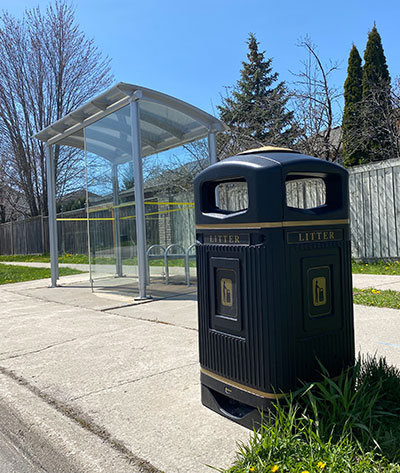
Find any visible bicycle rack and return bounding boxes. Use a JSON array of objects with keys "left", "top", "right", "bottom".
[
  {"left": 146, "top": 244, "right": 166, "bottom": 285},
  {"left": 164, "top": 244, "right": 186, "bottom": 285},
  {"left": 185, "top": 243, "right": 196, "bottom": 286}
]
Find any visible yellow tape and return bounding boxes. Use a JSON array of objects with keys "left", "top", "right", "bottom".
[
  {"left": 57, "top": 206, "right": 194, "bottom": 222},
  {"left": 144, "top": 207, "right": 194, "bottom": 216},
  {"left": 87, "top": 200, "right": 195, "bottom": 213},
  {"left": 56, "top": 218, "right": 114, "bottom": 221},
  {"left": 120, "top": 207, "right": 193, "bottom": 220},
  {"left": 87, "top": 206, "right": 112, "bottom": 213},
  {"left": 144, "top": 201, "right": 194, "bottom": 206}
]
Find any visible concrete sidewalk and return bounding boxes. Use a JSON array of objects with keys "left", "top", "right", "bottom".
[
  {"left": 0, "top": 274, "right": 249, "bottom": 473},
  {"left": 352, "top": 273, "right": 400, "bottom": 291},
  {"left": 1, "top": 273, "right": 400, "bottom": 472}
]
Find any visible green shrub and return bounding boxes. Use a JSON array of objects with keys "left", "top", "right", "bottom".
[
  {"left": 221, "top": 355, "right": 400, "bottom": 472},
  {"left": 223, "top": 402, "right": 400, "bottom": 472}
]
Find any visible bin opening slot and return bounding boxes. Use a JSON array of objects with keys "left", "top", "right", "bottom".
[
  {"left": 286, "top": 175, "right": 326, "bottom": 210},
  {"left": 211, "top": 388, "right": 254, "bottom": 419},
  {"left": 202, "top": 178, "right": 248, "bottom": 215}
]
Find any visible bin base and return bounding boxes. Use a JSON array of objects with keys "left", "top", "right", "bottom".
[
  {"left": 202, "top": 384, "right": 269, "bottom": 429},
  {"left": 200, "top": 370, "right": 281, "bottom": 430}
]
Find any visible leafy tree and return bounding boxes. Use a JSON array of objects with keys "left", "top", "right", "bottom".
[
  {"left": 361, "top": 24, "right": 393, "bottom": 162},
  {"left": 342, "top": 45, "right": 363, "bottom": 166},
  {"left": 362, "top": 25, "right": 390, "bottom": 97},
  {"left": 218, "top": 33, "right": 299, "bottom": 153},
  {"left": 0, "top": 1, "right": 113, "bottom": 219}
]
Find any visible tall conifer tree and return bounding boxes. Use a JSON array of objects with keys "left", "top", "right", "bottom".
[
  {"left": 218, "top": 33, "right": 298, "bottom": 148},
  {"left": 362, "top": 24, "right": 392, "bottom": 161},
  {"left": 342, "top": 45, "right": 363, "bottom": 166}
]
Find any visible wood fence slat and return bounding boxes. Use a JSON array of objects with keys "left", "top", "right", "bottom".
[
  {"left": 296, "top": 181, "right": 301, "bottom": 207},
  {"left": 377, "top": 168, "right": 389, "bottom": 257},
  {"left": 304, "top": 180, "right": 311, "bottom": 208},
  {"left": 362, "top": 171, "right": 373, "bottom": 258},
  {"left": 350, "top": 173, "right": 358, "bottom": 257},
  {"left": 385, "top": 167, "right": 397, "bottom": 257},
  {"left": 349, "top": 174, "right": 359, "bottom": 258},
  {"left": 356, "top": 173, "right": 365, "bottom": 257},
  {"left": 393, "top": 166, "right": 400, "bottom": 258},
  {"left": 310, "top": 180, "right": 317, "bottom": 207},
  {"left": 370, "top": 169, "right": 381, "bottom": 257}
]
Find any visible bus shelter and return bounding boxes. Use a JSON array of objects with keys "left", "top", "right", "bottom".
[{"left": 34, "top": 83, "right": 226, "bottom": 299}]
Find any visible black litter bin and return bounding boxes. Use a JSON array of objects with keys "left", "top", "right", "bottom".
[{"left": 194, "top": 146, "right": 354, "bottom": 429}]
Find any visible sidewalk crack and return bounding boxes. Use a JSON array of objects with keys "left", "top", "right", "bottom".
[
  {"left": 69, "top": 361, "right": 199, "bottom": 402},
  {"left": 0, "top": 338, "right": 78, "bottom": 361}
]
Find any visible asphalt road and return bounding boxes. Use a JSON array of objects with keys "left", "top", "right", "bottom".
[{"left": 0, "top": 429, "right": 45, "bottom": 473}]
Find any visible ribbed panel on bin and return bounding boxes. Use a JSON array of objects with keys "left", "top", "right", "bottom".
[{"left": 197, "top": 241, "right": 294, "bottom": 392}]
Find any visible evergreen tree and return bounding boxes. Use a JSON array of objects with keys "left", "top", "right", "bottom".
[
  {"left": 342, "top": 45, "right": 363, "bottom": 166},
  {"left": 218, "top": 33, "right": 298, "bottom": 149},
  {"left": 362, "top": 24, "right": 393, "bottom": 161}
]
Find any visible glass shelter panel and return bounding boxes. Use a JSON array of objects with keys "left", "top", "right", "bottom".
[
  {"left": 55, "top": 146, "right": 87, "bottom": 257},
  {"left": 85, "top": 105, "right": 138, "bottom": 286},
  {"left": 142, "top": 134, "right": 209, "bottom": 285}
]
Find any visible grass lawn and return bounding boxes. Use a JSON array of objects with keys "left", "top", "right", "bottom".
[
  {"left": 0, "top": 253, "right": 195, "bottom": 267},
  {"left": 0, "top": 263, "right": 84, "bottom": 285},
  {"left": 0, "top": 253, "right": 88, "bottom": 264},
  {"left": 353, "top": 260, "right": 400, "bottom": 275},
  {"left": 353, "top": 287, "right": 400, "bottom": 310}
]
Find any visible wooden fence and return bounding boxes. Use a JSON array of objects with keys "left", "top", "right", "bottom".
[
  {"left": 1, "top": 159, "right": 399, "bottom": 260},
  {"left": 0, "top": 199, "right": 195, "bottom": 257},
  {"left": 349, "top": 159, "right": 400, "bottom": 260},
  {"left": 0, "top": 216, "right": 48, "bottom": 255}
]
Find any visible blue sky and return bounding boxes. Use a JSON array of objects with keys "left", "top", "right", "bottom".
[{"left": 3, "top": 0, "right": 400, "bottom": 117}]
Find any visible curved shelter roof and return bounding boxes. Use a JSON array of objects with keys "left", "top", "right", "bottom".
[{"left": 34, "top": 82, "right": 227, "bottom": 162}]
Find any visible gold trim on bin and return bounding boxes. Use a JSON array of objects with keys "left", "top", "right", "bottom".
[
  {"left": 196, "top": 219, "right": 349, "bottom": 230},
  {"left": 201, "top": 368, "right": 286, "bottom": 400}
]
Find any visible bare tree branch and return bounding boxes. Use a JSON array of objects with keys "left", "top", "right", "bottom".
[
  {"left": 290, "top": 36, "right": 342, "bottom": 161},
  {"left": 0, "top": 1, "right": 113, "bottom": 220}
]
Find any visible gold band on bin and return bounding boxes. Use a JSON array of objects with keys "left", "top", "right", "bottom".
[
  {"left": 201, "top": 367, "right": 286, "bottom": 400},
  {"left": 196, "top": 219, "right": 349, "bottom": 230}
]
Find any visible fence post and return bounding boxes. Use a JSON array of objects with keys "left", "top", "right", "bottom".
[
  {"left": 10, "top": 221, "right": 14, "bottom": 255},
  {"left": 24, "top": 219, "right": 28, "bottom": 254},
  {"left": 41, "top": 214, "right": 45, "bottom": 254}
]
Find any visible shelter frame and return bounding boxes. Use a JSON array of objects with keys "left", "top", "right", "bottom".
[{"left": 37, "top": 83, "right": 225, "bottom": 298}]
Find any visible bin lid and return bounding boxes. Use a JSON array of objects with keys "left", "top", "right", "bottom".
[
  {"left": 237, "top": 146, "right": 301, "bottom": 155},
  {"left": 194, "top": 148, "right": 349, "bottom": 227}
]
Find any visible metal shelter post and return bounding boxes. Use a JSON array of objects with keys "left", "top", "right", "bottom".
[
  {"left": 208, "top": 131, "right": 219, "bottom": 206},
  {"left": 83, "top": 130, "right": 94, "bottom": 291},
  {"left": 46, "top": 144, "right": 59, "bottom": 287},
  {"left": 112, "top": 164, "right": 123, "bottom": 277},
  {"left": 130, "top": 93, "right": 149, "bottom": 299},
  {"left": 208, "top": 131, "right": 217, "bottom": 164}
]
